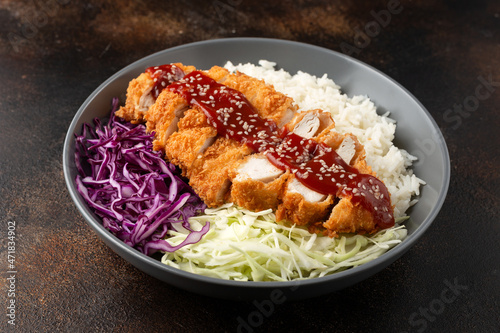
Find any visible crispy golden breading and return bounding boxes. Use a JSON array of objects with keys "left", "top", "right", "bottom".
[
  {"left": 229, "top": 170, "right": 289, "bottom": 212},
  {"left": 323, "top": 197, "right": 377, "bottom": 236},
  {"left": 175, "top": 63, "right": 197, "bottom": 76},
  {"left": 115, "top": 73, "right": 154, "bottom": 124},
  {"left": 204, "top": 65, "right": 230, "bottom": 82},
  {"left": 229, "top": 176, "right": 286, "bottom": 212},
  {"left": 321, "top": 156, "right": 382, "bottom": 236},
  {"left": 274, "top": 111, "right": 336, "bottom": 226},
  {"left": 164, "top": 108, "right": 217, "bottom": 175},
  {"left": 275, "top": 177, "right": 334, "bottom": 226},
  {"left": 187, "top": 137, "right": 253, "bottom": 207},
  {"left": 145, "top": 90, "right": 188, "bottom": 151},
  {"left": 352, "top": 159, "right": 375, "bottom": 176},
  {"left": 116, "top": 63, "right": 196, "bottom": 124},
  {"left": 205, "top": 66, "right": 297, "bottom": 126},
  {"left": 318, "top": 130, "right": 382, "bottom": 235}
]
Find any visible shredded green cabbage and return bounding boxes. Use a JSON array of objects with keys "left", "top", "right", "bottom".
[{"left": 161, "top": 204, "right": 407, "bottom": 281}]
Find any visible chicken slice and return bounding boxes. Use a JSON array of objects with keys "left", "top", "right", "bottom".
[
  {"left": 164, "top": 108, "right": 218, "bottom": 175},
  {"left": 115, "top": 63, "right": 196, "bottom": 124},
  {"left": 275, "top": 177, "right": 334, "bottom": 226},
  {"left": 229, "top": 155, "right": 287, "bottom": 212},
  {"left": 287, "top": 109, "right": 334, "bottom": 139},
  {"left": 318, "top": 131, "right": 389, "bottom": 236},
  {"left": 323, "top": 197, "right": 377, "bottom": 236},
  {"left": 234, "top": 154, "right": 284, "bottom": 183},
  {"left": 322, "top": 131, "right": 374, "bottom": 176},
  {"left": 336, "top": 135, "right": 357, "bottom": 165},
  {"left": 273, "top": 111, "right": 337, "bottom": 225},
  {"left": 187, "top": 137, "right": 253, "bottom": 207},
  {"left": 145, "top": 90, "right": 189, "bottom": 151},
  {"left": 115, "top": 72, "right": 155, "bottom": 124},
  {"left": 317, "top": 130, "right": 366, "bottom": 165}
]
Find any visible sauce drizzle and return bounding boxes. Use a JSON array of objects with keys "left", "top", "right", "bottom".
[
  {"left": 149, "top": 67, "right": 394, "bottom": 229},
  {"left": 146, "top": 64, "right": 186, "bottom": 99},
  {"left": 266, "top": 130, "right": 393, "bottom": 228}
]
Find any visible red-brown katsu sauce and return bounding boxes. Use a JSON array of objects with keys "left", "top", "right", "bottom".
[
  {"left": 146, "top": 64, "right": 186, "bottom": 99},
  {"left": 148, "top": 67, "right": 394, "bottom": 229},
  {"left": 266, "top": 131, "right": 394, "bottom": 228},
  {"left": 168, "top": 71, "right": 281, "bottom": 153}
]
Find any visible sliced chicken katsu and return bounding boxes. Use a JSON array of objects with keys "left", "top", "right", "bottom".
[
  {"left": 116, "top": 63, "right": 196, "bottom": 124},
  {"left": 112, "top": 64, "right": 297, "bottom": 208},
  {"left": 116, "top": 62, "right": 296, "bottom": 151},
  {"left": 114, "top": 62, "right": 395, "bottom": 236},
  {"left": 230, "top": 109, "right": 334, "bottom": 214},
  {"left": 160, "top": 68, "right": 298, "bottom": 207}
]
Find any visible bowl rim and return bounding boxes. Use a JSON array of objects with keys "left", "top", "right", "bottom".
[{"left": 63, "top": 37, "right": 450, "bottom": 290}]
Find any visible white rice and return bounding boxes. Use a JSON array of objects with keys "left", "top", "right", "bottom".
[{"left": 224, "top": 60, "right": 425, "bottom": 219}]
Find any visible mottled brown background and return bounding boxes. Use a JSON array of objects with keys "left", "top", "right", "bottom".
[{"left": 0, "top": 0, "right": 499, "bottom": 332}]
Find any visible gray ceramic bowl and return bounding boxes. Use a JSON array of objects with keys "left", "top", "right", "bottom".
[{"left": 63, "top": 38, "right": 450, "bottom": 301}]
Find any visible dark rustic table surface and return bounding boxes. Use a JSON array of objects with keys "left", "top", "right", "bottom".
[{"left": 1, "top": 1, "right": 499, "bottom": 332}]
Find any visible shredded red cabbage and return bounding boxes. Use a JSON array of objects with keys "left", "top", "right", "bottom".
[{"left": 74, "top": 98, "right": 209, "bottom": 255}]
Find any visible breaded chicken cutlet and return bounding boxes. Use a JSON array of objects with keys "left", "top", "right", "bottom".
[{"left": 115, "top": 63, "right": 395, "bottom": 236}]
